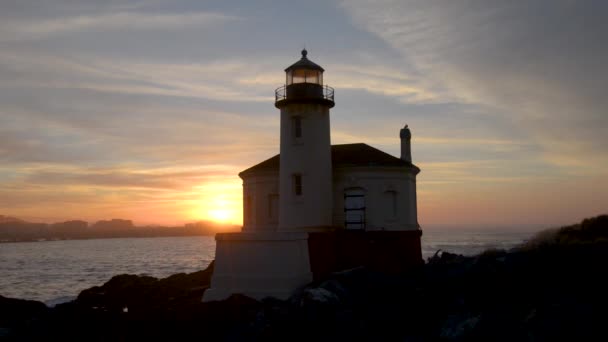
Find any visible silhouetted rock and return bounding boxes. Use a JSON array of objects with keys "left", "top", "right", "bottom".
[
  {"left": 5, "top": 214, "right": 608, "bottom": 341},
  {"left": 0, "top": 295, "right": 48, "bottom": 339},
  {"left": 521, "top": 214, "right": 608, "bottom": 249},
  {"left": 75, "top": 261, "right": 215, "bottom": 319}
]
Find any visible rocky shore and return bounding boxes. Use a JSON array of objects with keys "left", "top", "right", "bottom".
[{"left": 2, "top": 215, "right": 607, "bottom": 341}]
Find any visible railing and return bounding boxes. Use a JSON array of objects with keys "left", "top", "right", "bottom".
[
  {"left": 275, "top": 84, "right": 334, "bottom": 102},
  {"left": 324, "top": 85, "right": 335, "bottom": 102}
]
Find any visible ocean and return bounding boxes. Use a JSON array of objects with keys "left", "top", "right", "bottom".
[{"left": 0, "top": 230, "right": 535, "bottom": 305}]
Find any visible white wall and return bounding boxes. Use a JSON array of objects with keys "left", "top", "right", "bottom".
[
  {"left": 279, "top": 103, "right": 333, "bottom": 231},
  {"left": 332, "top": 167, "right": 419, "bottom": 231},
  {"left": 203, "top": 232, "right": 313, "bottom": 302},
  {"left": 242, "top": 171, "right": 279, "bottom": 232},
  {"left": 243, "top": 165, "right": 419, "bottom": 232}
]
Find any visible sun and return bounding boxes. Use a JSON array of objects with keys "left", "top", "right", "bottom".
[
  {"left": 208, "top": 208, "right": 232, "bottom": 222},
  {"left": 206, "top": 196, "right": 238, "bottom": 224},
  {"left": 187, "top": 183, "right": 242, "bottom": 225}
]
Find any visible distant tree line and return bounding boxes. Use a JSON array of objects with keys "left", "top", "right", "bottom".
[{"left": 0, "top": 216, "right": 238, "bottom": 243}]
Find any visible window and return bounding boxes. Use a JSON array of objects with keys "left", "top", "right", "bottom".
[
  {"left": 288, "top": 69, "right": 321, "bottom": 85},
  {"left": 293, "top": 174, "right": 302, "bottom": 196},
  {"left": 293, "top": 116, "right": 302, "bottom": 138},
  {"left": 384, "top": 191, "right": 397, "bottom": 219},
  {"left": 292, "top": 69, "right": 306, "bottom": 84},
  {"left": 268, "top": 194, "right": 279, "bottom": 221},
  {"left": 304, "top": 70, "right": 319, "bottom": 84},
  {"left": 344, "top": 188, "right": 365, "bottom": 230},
  {"left": 244, "top": 195, "right": 252, "bottom": 223}
]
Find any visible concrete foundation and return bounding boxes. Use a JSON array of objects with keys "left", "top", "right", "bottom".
[
  {"left": 202, "top": 232, "right": 313, "bottom": 302},
  {"left": 203, "top": 229, "right": 423, "bottom": 302}
]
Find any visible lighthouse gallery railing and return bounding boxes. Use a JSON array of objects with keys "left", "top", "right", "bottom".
[{"left": 275, "top": 84, "right": 334, "bottom": 102}]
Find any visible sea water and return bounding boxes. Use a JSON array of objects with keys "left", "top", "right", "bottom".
[
  {"left": 0, "top": 237, "right": 216, "bottom": 305},
  {"left": 0, "top": 231, "right": 534, "bottom": 304}
]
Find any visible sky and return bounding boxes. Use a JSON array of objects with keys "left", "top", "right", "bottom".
[{"left": 0, "top": 0, "right": 606, "bottom": 229}]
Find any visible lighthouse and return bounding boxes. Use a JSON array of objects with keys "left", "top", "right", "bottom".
[
  {"left": 276, "top": 49, "right": 335, "bottom": 231},
  {"left": 203, "top": 50, "right": 423, "bottom": 302}
]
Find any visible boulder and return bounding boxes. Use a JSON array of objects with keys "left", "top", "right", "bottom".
[{"left": 0, "top": 295, "right": 48, "bottom": 338}]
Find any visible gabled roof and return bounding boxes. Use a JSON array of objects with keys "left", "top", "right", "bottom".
[
  {"left": 239, "top": 153, "right": 280, "bottom": 175},
  {"left": 239, "top": 143, "right": 418, "bottom": 177},
  {"left": 332, "top": 143, "right": 410, "bottom": 167}
]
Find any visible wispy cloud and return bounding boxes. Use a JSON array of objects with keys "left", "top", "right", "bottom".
[
  {"left": 1, "top": 0, "right": 606, "bottom": 226},
  {"left": 0, "top": 49, "right": 272, "bottom": 102},
  {"left": 22, "top": 167, "right": 232, "bottom": 190},
  {"left": 340, "top": 0, "right": 608, "bottom": 171},
  {"left": 0, "top": 11, "right": 238, "bottom": 41}
]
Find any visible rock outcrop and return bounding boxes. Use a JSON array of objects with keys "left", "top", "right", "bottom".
[{"left": 2, "top": 215, "right": 608, "bottom": 341}]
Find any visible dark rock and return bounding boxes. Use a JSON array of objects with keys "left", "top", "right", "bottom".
[
  {"left": 75, "top": 260, "right": 215, "bottom": 317},
  {"left": 5, "top": 214, "right": 608, "bottom": 341},
  {"left": 0, "top": 295, "right": 48, "bottom": 324},
  {"left": 521, "top": 214, "right": 608, "bottom": 249},
  {"left": 440, "top": 314, "right": 481, "bottom": 340},
  {"left": 0, "top": 295, "right": 48, "bottom": 339}
]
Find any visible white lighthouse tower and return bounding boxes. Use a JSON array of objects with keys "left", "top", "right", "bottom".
[{"left": 276, "top": 49, "right": 335, "bottom": 231}]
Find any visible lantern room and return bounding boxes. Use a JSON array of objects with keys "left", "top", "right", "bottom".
[
  {"left": 285, "top": 49, "right": 324, "bottom": 85},
  {"left": 275, "top": 49, "right": 334, "bottom": 108}
]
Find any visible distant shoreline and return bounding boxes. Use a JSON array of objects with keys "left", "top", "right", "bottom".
[
  {"left": 0, "top": 233, "right": 217, "bottom": 244},
  {"left": 0, "top": 216, "right": 239, "bottom": 244}
]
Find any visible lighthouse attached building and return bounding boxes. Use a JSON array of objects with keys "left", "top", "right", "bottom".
[{"left": 203, "top": 51, "right": 422, "bottom": 302}]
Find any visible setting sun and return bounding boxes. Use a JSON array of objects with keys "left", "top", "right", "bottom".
[
  {"left": 182, "top": 181, "right": 243, "bottom": 226},
  {"left": 206, "top": 196, "right": 240, "bottom": 224},
  {"left": 208, "top": 208, "right": 232, "bottom": 222}
]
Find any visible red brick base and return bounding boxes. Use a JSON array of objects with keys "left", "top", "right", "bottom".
[{"left": 307, "top": 230, "right": 423, "bottom": 279}]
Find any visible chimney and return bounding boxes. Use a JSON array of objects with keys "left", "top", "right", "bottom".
[{"left": 400, "top": 124, "right": 412, "bottom": 163}]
